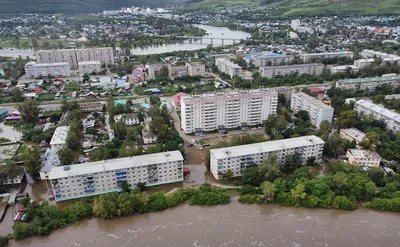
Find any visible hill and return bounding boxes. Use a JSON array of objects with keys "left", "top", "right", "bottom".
[
  {"left": 0, "top": 0, "right": 187, "bottom": 14},
  {"left": 186, "top": 0, "right": 400, "bottom": 16}
]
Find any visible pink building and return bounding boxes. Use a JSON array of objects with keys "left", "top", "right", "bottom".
[
  {"left": 5, "top": 111, "right": 21, "bottom": 121},
  {"left": 132, "top": 65, "right": 146, "bottom": 83},
  {"left": 172, "top": 92, "right": 187, "bottom": 110}
]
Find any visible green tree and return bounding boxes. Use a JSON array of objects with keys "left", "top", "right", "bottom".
[
  {"left": 159, "top": 66, "right": 169, "bottom": 77},
  {"left": 22, "top": 145, "right": 41, "bottom": 177},
  {"left": 17, "top": 99, "right": 40, "bottom": 124},
  {"left": 281, "top": 153, "right": 302, "bottom": 172},
  {"left": 260, "top": 181, "right": 276, "bottom": 202},
  {"left": 242, "top": 166, "right": 263, "bottom": 186},
  {"left": 323, "top": 133, "right": 347, "bottom": 158},
  {"left": 57, "top": 145, "right": 74, "bottom": 166},
  {"left": 337, "top": 110, "right": 357, "bottom": 129},
  {"left": 66, "top": 131, "right": 81, "bottom": 151},
  {"left": 359, "top": 131, "right": 380, "bottom": 150},
  {"left": 367, "top": 167, "right": 386, "bottom": 187},
  {"left": 113, "top": 120, "right": 127, "bottom": 140},
  {"left": 12, "top": 88, "right": 24, "bottom": 102},
  {"left": 296, "top": 110, "right": 310, "bottom": 121},
  {"left": 290, "top": 183, "right": 307, "bottom": 206},
  {"left": 224, "top": 169, "right": 234, "bottom": 181}
]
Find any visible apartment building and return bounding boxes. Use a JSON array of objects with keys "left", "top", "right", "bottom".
[
  {"left": 79, "top": 102, "right": 104, "bottom": 112},
  {"left": 259, "top": 63, "right": 324, "bottom": 78},
  {"left": 335, "top": 75, "right": 400, "bottom": 91},
  {"left": 78, "top": 61, "right": 102, "bottom": 75},
  {"left": 354, "top": 99, "right": 400, "bottom": 132},
  {"left": 215, "top": 58, "right": 242, "bottom": 78},
  {"left": 36, "top": 48, "right": 115, "bottom": 69},
  {"left": 354, "top": 58, "right": 375, "bottom": 69},
  {"left": 50, "top": 151, "right": 184, "bottom": 201},
  {"left": 346, "top": 149, "right": 381, "bottom": 167},
  {"left": 186, "top": 62, "right": 205, "bottom": 76},
  {"left": 244, "top": 53, "right": 294, "bottom": 67},
  {"left": 330, "top": 65, "right": 360, "bottom": 74},
  {"left": 114, "top": 113, "right": 140, "bottom": 126},
  {"left": 340, "top": 128, "right": 365, "bottom": 144},
  {"left": 273, "top": 86, "right": 294, "bottom": 102},
  {"left": 360, "top": 49, "right": 400, "bottom": 64},
  {"left": 25, "top": 62, "right": 71, "bottom": 79},
  {"left": 180, "top": 89, "right": 278, "bottom": 134},
  {"left": 210, "top": 135, "right": 324, "bottom": 179},
  {"left": 49, "top": 126, "right": 70, "bottom": 149},
  {"left": 300, "top": 51, "right": 354, "bottom": 62},
  {"left": 290, "top": 92, "right": 334, "bottom": 127}
]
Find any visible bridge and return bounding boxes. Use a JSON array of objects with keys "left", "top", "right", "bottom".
[{"left": 153, "top": 35, "right": 248, "bottom": 45}]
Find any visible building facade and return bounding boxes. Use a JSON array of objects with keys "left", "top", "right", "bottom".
[
  {"left": 290, "top": 92, "right": 334, "bottom": 127},
  {"left": 79, "top": 102, "right": 104, "bottom": 112},
  {"left": 354, "top": 99, "right": 400, "bottom": 132},
  {"left": 50, "top": 151, "right": 184, "bottom": 201},
  {"left": 215, "top": 58, "right": 242, "bottom": 78},
  {"left": 346, "top": 149, "right": 381, "bottom": 167},
  {"left": 244, "top": 53, "right": 294, "bottom": 67},
  {"left": 335, "top": 75, "right": 400, "bottom": 91},
  {"left": 25, "top": 62, "right": 71, "bottom": 79},
  {"left": 49, "top": 126, "right": 70, "bottom": 149},
  {"left": 186, "top": 62, "right": 205, "bottom": 76},
  {"left": 300, "top": 52, "right": 354, "bottom": 62},
  {"left": 181, "top": 89, "right": 278, "bottom": 134},
  {"left": 210, "top": 135, "right": 325, "bottom": 180},
  {"left": 114, "top": 113, "right": 140, "bottom": 126},
  {"left": 354, "top": 58, "right": 375, "bottom": 69},
  {"left": 259, "top": 63, "right": 324, "bottom": 78},
  {"left": 339, "top": 128, "right": 365, "bottom": 144},
  {"left": 78, "top": 61, "right": 102, "bottom": 75},
  {"left": 330, "top": 65, "right": 360, "bottom": 74},
  {"left": 360, "top": 49, "right": 400, "bottom": 64}
]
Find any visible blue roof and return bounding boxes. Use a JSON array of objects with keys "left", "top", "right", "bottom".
[
  {"left": 140, "top": 103, "right": 150, "bottom": 109},
  {"left": 115, "top": 79, "right": 126, "bottom": 85},
  {"left": 160, "top": 101, "right": 171, "bottom": 109},
  {"left": 245, "top": 53, "right": 286, "bottom": 61},
  {"left": 114, "top": 99, "right": 127, "bottom": 106}
]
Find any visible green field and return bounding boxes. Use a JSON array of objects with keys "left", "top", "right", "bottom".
[{"left": 187, "top": 0, "right": 261, "bottom": 10}]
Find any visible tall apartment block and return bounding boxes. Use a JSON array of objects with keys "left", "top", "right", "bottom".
[
  {"left": 259, "top": 63, "right": 324, "bottom": 78},
  {"left": 36, "top": 47, "right": 115, "bottom": 69},
  {"left": 354, "top": 99, "right": 400, "bottom": 132},
  {"left": 210, "top": 135, "right": 325, "bottom": 179},
  {"left": 186, "top": 62, "right": 205, "bottom": 76},
  {"left": 180, "top": 89, "right": 278, "bottom": 134},
  {"left": 244, "top": 53, "right": 294, "bottom": 67},
  {"left": 215, "top": 58, "right": 242, "bottom": 78},
  {"left": 336, "top": 75, "right": 400, "bottom": 91},
  {"left": 50, "top": 151, "right": 184, "bottom": 201},
  {"left": 78, "top": 61, "right": 102, "bottom": 75},
  {"left": 300, "top": 51, "right": 354, "bottom": 62},
  {"left": 290, "top": 92, "right": 334, "bottom": 127},
  {"left": 25, "top": 62, "right": 71, "bottom": 79}
]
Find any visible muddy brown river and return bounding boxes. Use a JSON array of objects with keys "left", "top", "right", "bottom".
[{"left": 7, "top": 196, "right": 400, "bottom": 247}]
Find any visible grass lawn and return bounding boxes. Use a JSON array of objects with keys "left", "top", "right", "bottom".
[
  {"left": 38, "top": 94, "right": 56, "bottom": 101},
  {"left": 65, "top": 81, "right": 80, "bottom": 92}
]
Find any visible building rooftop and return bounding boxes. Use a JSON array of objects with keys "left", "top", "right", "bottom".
[
  {"left": 27, "top": 62, "right": 70, "bottom": 67},
  {"left": 340, "top": 128, "right": 365, "bottom": 143},
  {"left": 49, "top": 126, "right": 70, "bottom": 146},
  {"left": 347, "top": 149, "right": 381, "bottom": 160},
  {"left": 337, "top": 75, "right": 400, "bottom": 84},
  {"left": 78, "top": 61, "right": 101, "bottom": 65},
  {"left": 41, "top": 147, "right": 61, "bottom": 173},
  {"left": 261, "top": 63, "right": 324, "bottom": 70},
  {"left": 182, "top": 88, "right": 277, "bottom": 101},
  {"left": 355, "top": 99, "right": 400, "bottom": 122},
  {"left": 210, "top": 135, "right": 324, "bottom": 160},
  {"left": 215, "top": 58, "right": 241, "bottom": 69},
  {"left": 293, "top": 92, "right": 333, "bottom": 109},
  {"left": 302, "top": 51, "right": 354, "bottom": 56},
  {"left": 49, "top": 151, "right": 183, "bottom": 180}
]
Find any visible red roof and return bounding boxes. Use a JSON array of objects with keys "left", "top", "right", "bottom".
[{"left": 310, "top": 87, "right": 325, "bottom": 94}]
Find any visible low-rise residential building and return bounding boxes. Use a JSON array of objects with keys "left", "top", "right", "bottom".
[
  {"left": 244, "top": 53, "right": 294, "bottom": 67},
  {"left": 142, "top": 127, "right": 158, "bottom": 144},
  {"left": 40, "top": 147, "right": 61, "bottom": 180},
  {"left": 360, "top": 49, "right": 400, "bottom": 64},
  {"left": 49, "top": 126, "right": 70, "bottom": 149},
  {"left": 1, "top": 169, "right": 25, "bottom": 185},
  {"left": 330, "top": 65, "right": 360, "bottom": 74},
  {"left": 25, "top": 62, "right": 71, "bottom": 79},
  {"left": 78, "top": 61, "right": 101, "bottom": 75},
  {"left": 181, "top": 89, "right": 278, "bottom": 134},
  {"left": 186, "top": 62, "right": 205, "bottom": 76},
  {"left": 290, "top": 92, "right": 334, "bottom": 127},
  {"left": 385, "top": 94, "right": 400, "bottom": 100},
  {"left": 79, "top": 102, "right": 104, "bottom": 112},
  {"left": 259, "top": 63, "right": 324, "bottom": 78},
  {"left": 210, "top": 135, "right": 324, "bottom": 180},
  {"left": 114, "top": 113, "right": 139, "bottom": 126},
  {"left": 300, "top": 51, "right": 354, "bottom": 62},
  {"left": 346, "top": 149, "right": 381, "bottom": 167},
  {"left": 354, "top": 58, "right": 375, "bottom": 69},
  {"left": 215, "top": 58, "right": 242, "bottom": 78},
  {"left": 50, "top": 151, "right": 184, "bottom": 201},
  {"left": 340, "top": 128, "right": 365, "bottom": 144},
  {"left": 335, "top": 75, "right": 400, "bottom": 91},
  {"left": 354, "top": 99, "right": 400, "bottom": 132}
]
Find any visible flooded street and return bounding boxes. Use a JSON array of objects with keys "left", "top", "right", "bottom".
[{"left": 9, "top": 197, "right": 400, "bottom": 247}]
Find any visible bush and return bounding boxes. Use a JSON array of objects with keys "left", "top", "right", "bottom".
[
  {"left": 238, "top": 194, "right": 264, "bottom": 204},
  {"left": 364, "top": 197, "right": 400, "bottom": 212},
  {"left": 238, "top": 185, "right": 262, "bottom": 195},
  {"left": 0, "top": 236, "right": 8, "bottom": 247}
]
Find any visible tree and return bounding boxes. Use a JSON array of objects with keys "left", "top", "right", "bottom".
[
  {"left": 337, "top": 110, "right": 357, "bottom": 129},
  {"left": 242, "top": 166, "right": 263, "bottom": 186},
  {"left": 66, "top": 131, "right": 81, "bottom": 151},
  {"left": 224, "top": 169, "right": 233, "bottom": 181},
  {"left": 281, "top": 153, "right": 302, "bottom": 172},
  {"left": 22, "top": 145, "right": 41, "bottom": 177},
  {"left": 58, "top": 146, "right": 74, "bottom": 166},
  {"left": 260, "top": 181, "right": 276, "bottom": 202},
  {"left": 296, "top": 110, "right": 310, "bottom": 121},
  {"left": 359, "top": 131, "right": 380, "bottom": 150},
  {"left": 323, "top": 133, "right": 347, "bottom": 158},
  {"left": 113, "top": 120, "right": 127, "bottom": 140},
  {"left": 137, "top": 108, "right": 145, "bottom": 123},
  {"left": 12, "top": 88, "right": 24, "bottom": 102},
  {"left": 367, "top": 167, "right": 386, "bottom": 187},
  {"left": 318, "top": 120, "right": 331, "bottom": 141},
  {"left": 159, "top": 66, "right": 169, "bottom": 77},
  {"left": 17, "top": 99, "right": 40, "bottom": 124},
  {"left": 290, "top": 183, "right": 307, "bottom": 206}
]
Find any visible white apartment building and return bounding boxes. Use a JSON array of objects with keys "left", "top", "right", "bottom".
[
  {"left": 215, "top": 58, "right": 242, "bottom": 78},
  {"left": 340, "top": 128, "right": 365, "bottom": 144},
  {"left": 273, "top": 86, "right": 294, "bottom": 101},
  {"left": 259, "top": 63, "right": 324, "bottom": 78},
  {"left": 245, "top": 53, "right": 294, "bottom": 67},
  {"left": 290, "top": 92, "right": 334, "bottom": 127},
  {"left": 49, "top": 126, "right": 70, "bottom": 149},
  {"left": 181, "top": 89, "right": 278, "bottom": 134},
  {"left": 36, "top": 48, "right": 115, "bottom": 69},
  {"left": 354, "top": 58, "right": 375, "bottom": 69},
  {"left": 354, "top": 99, "right": 400, "bottom": 132},
  {"left": 360, "top": 49, "right": 400, "bottom": 64},
  {"left": 291, "top": 19, "right": 300, "bottom": 30},
  {"left": 114, "top": 113, "right": 140, "bottom": 126},
  {"left": 78, "top": 61, "right": 102, "bottom": 75},
  {"left": 330, "top": 65, "right": 360, "bottom": 74},
  {"left": 25, "top": 62, "right": 71, "bottom": 79},
  {"left": 210, "top": 135, "right": 325, "bottom": 179},
  {"left": 346, "top": 149, "right": 381, "bottom": 167},
  {"left": 300, "top": 51, "right": 354, "bottom": 62},
  {"left": 336, "top": 75, "right": 400, "bottom": 91},
  {"left": 50, "top": 151, "right": 184, "bottom": 201},
  {"left": 186, "top": 62, "right": 206, "bottom": 76}
]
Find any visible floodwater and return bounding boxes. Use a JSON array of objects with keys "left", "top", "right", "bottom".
[
  {"left": 9, "top": 197, "right": 400, "bottom": 247},
  {"left": 128, "top": 24, "right": 251, "bottom": 55}
]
